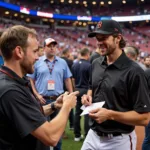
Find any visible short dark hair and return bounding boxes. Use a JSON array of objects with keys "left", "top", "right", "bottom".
[
  {"left": 80, "top": 48, "right": 89, "bottom": 56},
  {"left": 0, "top": 25, "right": 37, "bottom": 60},
  {"left": 62, "top": 49, "right": 69, "bottom": 55}
]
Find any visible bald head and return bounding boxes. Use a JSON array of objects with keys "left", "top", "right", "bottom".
[{"left": 124, "top": 46, "right": 138, "bottom": 61}]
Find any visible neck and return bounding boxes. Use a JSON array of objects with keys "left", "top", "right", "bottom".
[
  {"left": 47, "top": 55, "right": 55, "bottom": 62},
  {"left": 4, "top": 61, "right": 24, "bottom": 78},
  {"left": 80, "top": 56, "right": 87, "bottom": 60},
  {"left": 107, "top": 49, "right": 122, "bottom": 65},
  {"left": 96, "top": 49, "right": 101, "bottom": 55}
]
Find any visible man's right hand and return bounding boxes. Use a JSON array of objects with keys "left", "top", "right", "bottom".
[
  {"left": 63, "top": 91, "right": 79, "bottom": 109},
  {"left": 81, "top": 94, "right": 92, "bottom": 106},
  {"left": 36, "top": 94, "right": 46, "bottom": 104}
]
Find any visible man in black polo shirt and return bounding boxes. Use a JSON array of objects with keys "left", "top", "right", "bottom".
[
  {"left": 72, "top": 48, "right": 91, "bottom": 141},
  {"left": 81, "top": 20, "right": 150, "bottom": 150},
  {"left": 0, "top": 25, "right": 78, "bottom": 150}
]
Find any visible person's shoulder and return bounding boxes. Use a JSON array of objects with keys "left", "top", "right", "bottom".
[
  {"left": 92, "top": 56, "right": 103, "bottom": 65},
  {"left": 128, "top": 60, "right": 146, "bottom": 75},
  {"left": 0, "top": 76, "right": 22, "bottom": 95},
  {"left": 145, "top": 68, "right": 150, "bottom": 74}
]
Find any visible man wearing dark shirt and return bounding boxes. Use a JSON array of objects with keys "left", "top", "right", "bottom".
[
  {"left": 81, "top": 20, "right": 150, "bottom": 150},
  {"left": 61, "top": 48, "right": 74, "bottom": 130},
  {"left": 72, "top": 48, "right": 91, "bottom": 141},
  {"left": 89, "top": 47, "right": 101, "bottom": 64},
  {"left": 0, "top": 25, "right": 78, "bottom": 150}
]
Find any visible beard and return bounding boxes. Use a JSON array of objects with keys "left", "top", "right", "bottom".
[{"left": 20, "top": 57, "right": 34, "bottom": 75}]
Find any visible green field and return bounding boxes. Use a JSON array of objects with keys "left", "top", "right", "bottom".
[{"left": 62, "top": 118, "right": 84, "bottom": 150}]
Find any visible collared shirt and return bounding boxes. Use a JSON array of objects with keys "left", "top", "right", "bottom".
[
  {"left": 27, "top": 55, "right": 72, "bottom": 96},
  {"left": 0, "top": 55, "right": 4, "bottom": 66},
  {"left": 90, "top": 52, "right": 150, "bottom": 134},
  {"left": 0, "top": 66, "right": 46, "bottom": 150}
]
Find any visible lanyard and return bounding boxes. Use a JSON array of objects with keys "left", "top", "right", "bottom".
[
  {"left": 0, "top": 68, "right": 15, "bottom": 79},
  {"left": 45, "top": 59, "right": 56, "bottom": 75}
]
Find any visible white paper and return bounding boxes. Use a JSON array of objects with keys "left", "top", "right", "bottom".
[{"left": 80, "top": 101, "right": 105, "bottom": 116}]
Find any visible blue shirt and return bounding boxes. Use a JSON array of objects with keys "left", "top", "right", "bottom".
[
  {"left": 27, "top": 55, "right": 72, "bottom": 96},
  {"left": 0, "top": 56, "right": 4, "bottom": 66}
]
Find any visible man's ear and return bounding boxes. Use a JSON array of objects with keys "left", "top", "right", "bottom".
[
  {"left": 115, "top": 34, "right": 122, "bottom": 45},
  {"left": 14, "top": 46, "right": 24, "bottom": 59}
]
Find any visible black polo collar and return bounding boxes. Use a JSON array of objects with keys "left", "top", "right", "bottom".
[
  {"left": 101, "top": 51, "right": 130, "bottom": 69},
  {"left": 0, "top": 66, "right": 28, "bottom": 86}
]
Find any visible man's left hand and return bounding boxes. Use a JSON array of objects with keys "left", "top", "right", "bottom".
[
  {"left": 89, "top": 108, "right": 111, "bottom": 124},
  {"left": 54, "top": 94, "right": 64, "bottom": 109}
]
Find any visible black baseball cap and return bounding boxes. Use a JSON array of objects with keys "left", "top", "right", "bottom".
[{"left": 88, "top": 20, "right": 122, "bottom": 38}]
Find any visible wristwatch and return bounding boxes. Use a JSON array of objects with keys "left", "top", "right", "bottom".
[{"left": 51, "top": 102, "right": 57, "bottom": 111}]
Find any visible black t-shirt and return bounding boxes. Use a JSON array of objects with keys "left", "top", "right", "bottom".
[
  {"left": 89, "top": 52, "right": 150, "bottom": 134},
  {"left": 0, "top": 66, "right": 47, "bottom": 150},
  {"left": 72, "top": 59, "right": 91, "bottom": 89},
  {"left": 61, "top": 57, "right": 73, "bottom": 73}
]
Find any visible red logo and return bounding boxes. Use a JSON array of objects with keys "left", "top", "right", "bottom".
[
  {"left": 114, "top": 28, "right": 118, "bottom": 32},
  {"left": 97, "top": 21, "right": 102, "bottom": 28}
]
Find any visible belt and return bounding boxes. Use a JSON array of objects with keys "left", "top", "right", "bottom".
[
  {"left": 43, "top": 96, "right": 58, "bottom": 100},
  {"left": 96, "top": 131, "right": 122, "bottom": 137}
]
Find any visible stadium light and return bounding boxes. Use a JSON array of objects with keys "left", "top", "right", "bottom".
[
  {"left": 83, "top": 1, "right": 87, "bottom": 4},
  {"left": 42, "top": 18, "right": 48, "bottom": 22},
  {"left": 50, "top": 0, "right": 54, "bottom": 4},
  {"left": 79, "top": 22, "right": 82, "bottom": 25},
  {"left": 75, "top": 1, "right": 79, "bottom": 4},
  {"left": 108, "top": 1, "right": 112, "bottom": 5},
  {"left": 100, "top": 1, "right": 104, "bottom": 5},
  {"left": 68, "top": 0, "right": 72, "bottom": 4},
  {"left": 122, "top": 0, "right": 126, "bottom": 4},
  {"left": 60, "top": 0, "right": 64, "bottom": 3},
  {"left": 83, "top": 22, "right": 87, "bottom": 26},
  {"left": 14, "top": 13, "right": 18, "bottom": 17},
  {"left": 5, "top": 11, "right": 9, "bottom": 15},
  {"left": 141, "top": 0, "right": 144, "bottom": 1},
  {"left": 26, "top": 18, "right": 30, "bottom": 22},
  {"left": 92, "top": 1, "right": 96, "bottom": 5}
]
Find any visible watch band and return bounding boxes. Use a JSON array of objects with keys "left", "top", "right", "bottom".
[{"left": 51, "top": 102, "right": 57, "bottom": 111}]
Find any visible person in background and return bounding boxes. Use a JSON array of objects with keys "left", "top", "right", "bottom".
[
  {"left": 144, "top": 56, "right": 150, "bottom": 69},
  {"left": 27, "top": 37, "right": 73, "bottom": 150},
  {"left": 72, "top": 48, "right": 91, "bottom": 142},
  {"left": 124, "top": 46, "right": 147, "bottom": 70},
  {"left": 89, "top": 47, "right": 101, "bottom": 64},
  {"left": 61, "top": 48, "right": 74, "bottom": 130}
]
